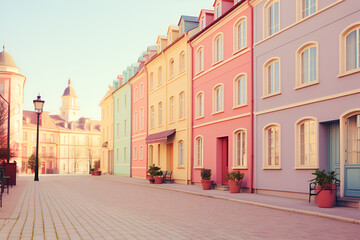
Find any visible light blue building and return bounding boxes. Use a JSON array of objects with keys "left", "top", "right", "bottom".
[{"left": 113, "top": 63, "right": 138, "bottom": 176}]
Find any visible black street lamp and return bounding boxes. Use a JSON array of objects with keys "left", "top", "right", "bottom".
[
  {"left": 33, "top": 95, "right": 44, "bottom": 181},
  {"left": 0, "top": 94, "right": 10, "bottom": 163}
]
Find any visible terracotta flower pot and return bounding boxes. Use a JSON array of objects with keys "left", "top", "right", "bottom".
[
  {"left": 317, "top": 184, "right": 337, "bottom": 208},
  {"left": 91, "top": 171, "right": 95, "bottom": 175},
  {"left": 201, "top": 180, "right": 213, "bottom": 190},
  {"left": 228, "top": 180, "right": 241, "bottom": 193},
  {"left": 94, "top": 171, "right": 101, "bottom": 176},
  {"left": 154, "top": 176, "right": 164, "bottom": 184},
  {"left": 148, "top": 175, "right": 154, "bottom": 184}
]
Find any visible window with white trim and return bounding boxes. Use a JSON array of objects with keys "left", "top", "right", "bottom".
[
  {"left": 213, "top": 34, "right": 223, "bottom": 63},
  {"left": 301, "top": 0, "right": 317, "bottom": 19},
  {"left": 264, "top": 58, "right": 280, "bottom": 96},
  {"left": 179, "top": 52, "right": 185, "bottom": 72},
  {"left": 263, "top": 125, "right": 280, "bottom": 168},
  {"left": 216, "top": 3, "right": 221, "bottom": 19},
  {"left": 194, "top": 136, "right": 203, "bottom": 168},
  {"left": 196, "top": 47, "right": 204, "bottom": 73},
  {"left": 140, "top": 108, "right": 144, "bottom": 130},
  {"left": 158, "top": 102, "right": 163, "bottom": 126},
  {"left": 179, "top": 92, "right": 185, "bottom": 119},
  {"left": 234, "top": 130, "right": 247, "bottom": 168},
  {"left": 265, "top": 0, "right": 280, "bottom": 37},
  {"left": 169, "top": 97, "right": 175, "bottom": 122},
  {"left": 346, "top": 114, "right": 360, "bottom": 164},
  {"left": 169, "top": 59, "right": 175, "bottom": 78},
  {"left": 150, "top": 72, "right": 154, "bottom": 90},
  {"left": 134, "top": 111, "right": 138, "bottom": 132},
  {"left": 150, "top": 106, "right": 154, "bottom": 128},
  {"left": 196, "top": 92, "right": 204, "bottom": 118},
  {"left": 297, "top": 43, "right": 317, "bottom": 87},
  {"left": 343, "top": 25, "right": 360, "bottom": 73},
  {"left": 179, "top": 141, "right": 184, "bottom": 168},
  {"left": 140, "top": 83, "right": 144, "bottom": 98},
  {"left": 296, "top": 118, "right": 317, "bottom": 168},
  {"left": 158, "top": 67, "right": 163, "bottom": 85},
  {"left": 213, "top": 85, "right": 224, "bottom": 113},
  {"left": 201, "top": 17, "right": 205, "bottom": 30},
  {"left": 234, "top": 75, "right": 247, "bottom": 107},
  {"left": 135, "top": 87, "right": 138, "bottom": 101},
  {"left": 235, "top": 19, "right": 247, "bottom": 52},
  {"left": 140, "top": 146, "right": 144, "bottom": 159},
  {"left": 134, "top": 147, "right": 138, "bottom": 160}
]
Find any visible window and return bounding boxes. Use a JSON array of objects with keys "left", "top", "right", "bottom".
[
  {"left": 263, "top": 124, "right": 281, "bottom": 169},
  {"left": 213, "top": 85, "right": 224, "bottom": 113},
  {"left": 179, "top": 92, "right": 185, "bottom": 119},
  {"left": 22, "top": 146, "right": 27, "bottom": 157},
  {"left": 50, "top": 134, "right": 54, "bottom": 143},
  {"left": 169, "top": 97, "right": 175, "bottom": 122},
  {"left": 41, "top": 147, "right": 46, "bottom": 157},
  {"left": 116, "top": 148, "right": 119, "bottom": 163},
  {"left": 169, "top": 59, "right": 175, "bottom": 78},
  {"left": 216, "top": 3, "right": 221, "bottom": 18},
  {"left": 346, "top": 114, "right": 360, "bottom": 164},
  {"left": 201, "top": 17, "right": 205, "bottom": 30},
  {"left": 158, "top": 67, "right": 163, "bottom": 85},
  {"left": 124, "top": 147, "right": 127, "bottom": 162},
  {"left": 134, "top": 111, "right": 138, "bottom": 132},
  {"left": 117, "top": 98, "right": 120, "bottom": 112},
  {"left": 124, "top": 94, "right": 127, "bottom": 108},
  {"left": 234, "top": 18, "right": 247, "bottom": 52},
  {"left": 297, "top": 43, "right": 318, "bottom": 87},
  {"left": 158, "top": 102, "right": 163, "bottom": 126},
  {"left": 140, "top": 146, "right": 144, "bottom": 159},
  {"left": 23, "top": 132, "right": 27, "bottom": 141},
  {"left": 295, "top": 118, "right": 317, "bottom": 168},
  {"left": 213, "top": 34, "right": 223, "bottom": 63},
  {"left": 196, "top": 47, "right": 204, "bottom": 73},
  {"left": 117, "top": 123, "right": 120, "bottom": 138},
  {"left": 196, "top": 92, "right": 204, "bottom": 118},
  {"left": 263, "top": 58, "right": 280, "bottom": 96},
  {"left": 300, "top": 0, "right": 317, "bottom": 19},
  {"left": 134, "top": 147, "right": 138, "bottom": 160},
  {"left": 179, "top": 52, "right": 185, "bottom": 72},
  {"left": 233, "top": 129, "right": 247, "bottom": 168},
  {"left": 341, "top": 24, "right": 360, "bottom": 73},
  {"left": 135, "top": 87, "right": 138, "bottom": 101},
  {"left": 140, "top": 108, "right": 144, "bottom": 130},
  {"left": 194, "top": 136, "right": 203, "bottom": 168},
  {"left": 179, "top": 141, "right": 184, "bottom": 168},
  {"left": 264, "top": 0, "right": 280, "bottom": 37},
  {"left": 140, "top": 83, "right": 144, "bottom": 98},
  {"left": 234, "top": 74, "right": 247, "bottom": 107},
  {"left": 150, "top": 72, "right": 154, "bottom": 90},
  {"left": 42, "top": 133, "right": 46, "bottom": 142},
  {"left": 150, "top": 106, "right": 155, "bottom": 128},
  {"left": 149, "top": 145, "right": 153, "bottom": 166}
]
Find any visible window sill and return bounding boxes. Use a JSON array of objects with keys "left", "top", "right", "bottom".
[
  {"left": 338, "top": 68, "right": 360, "bottom": 78},
  {"left": 294, "top": 81, "right": 319, "bottom": 90},
  {"left": 212, "top": 59, "right": 224, "bottom": 67},
  {"left": 233, "top": 103, "right": 248, "bottom": 110},
  {"left": 195, "top": 70, "right": 204, "bottom": 76},
  {"left": 262, "top": 166, "right": 281, "bottom": 170},
  {"left": 194, "top": 166, "right": 204, "bottom": 169},
  {"left": 232, "top": 47, "right": 248, "bottom": 56},
  {"left": 168, "top": 121, "right": 175, "bottom": 125},
  {"left": 232, "top": 166, "right": 248, "bottom": 170},
  {"left": 212, "top": 110, "right": 224, "bottom": 115},
  {"left": 177, "top": 167, "right": 185, "bottom": 169},
  {"left": 195, "top": 116, "right": 204, "bottom": 120},
  {"left": 262, "top": 92, "right": 281, "bottom": 99},
  {"left": 294, "top": 166, "right": 318, "bottom": 170}
]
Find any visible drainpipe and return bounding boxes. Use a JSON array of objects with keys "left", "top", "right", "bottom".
[
  {"left": 129, "top": 82, "right": 132, "bottom": 178},
  {"left": 188, "top": 36, "right": 194, "bottom": 185},
  {"left": 145, "top": 65, "right": 149, "bottom": 172},
  {"left": 248, "top": 0, "right": 255, "bottom": 193}
]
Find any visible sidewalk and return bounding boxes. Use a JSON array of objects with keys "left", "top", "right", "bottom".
[{"left": 101, "top": 174, "right": 360, "bottom": 225}]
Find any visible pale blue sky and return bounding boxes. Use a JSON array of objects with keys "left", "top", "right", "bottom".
[{"left": 0, "top": 0, "right": 213, "bottom": 120}]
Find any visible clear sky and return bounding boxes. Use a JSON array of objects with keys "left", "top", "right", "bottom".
[{"left": 0, "top": 0, "right": 213, "bottom": 120}]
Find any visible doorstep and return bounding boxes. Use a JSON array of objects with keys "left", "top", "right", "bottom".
[
  {"left": 338, "top": 197, "right": 360, "bottom": 209},
  {"left": 214, "top": 185, "right": 229, "bottom": 191}
]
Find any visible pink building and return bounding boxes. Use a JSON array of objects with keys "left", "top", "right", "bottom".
[
  {"left": 190, "top": 0, "right": 254, "bottom": 191},
  {"left": 130, "top": 47, "right": 157, "bottom": 178}
]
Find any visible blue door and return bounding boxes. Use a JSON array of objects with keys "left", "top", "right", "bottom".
[
  {"left": 345, "top": 114, "right": 360, "bottom": 197},
  {"left": 328, "top": 122, "right": 340, "bottom": 195}
]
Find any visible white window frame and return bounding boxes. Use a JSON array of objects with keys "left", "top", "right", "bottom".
[
  {"left": 140, "top": 107, "right": 144, "bottom": 130},
  {"left": 296, "top": 42, "right": 319, "bottom": 88},
  {"left": 233, "top": 74, "right": 247, "bottom": 108},
  {"left": 169, "top": 59, "right": 175, "bottom": 78},
  {"left": 213, "top": 34, "right": 224, "bottom": 64},
  {"left": 196, "top": 92, "right": 204, "bottom": 118},
  {"left": 340, "top": 23, "right": 360, "bottom": 75},
  {"left": 150, "top": 106, "right": 155, "bottom": 129},
  {"left": 234, "top": 18, "right": 247, "bottom": 53},
  {"left": 179, "top": 140, "right": 184, "bottom": 168},
  {"left": 263, "top": 58, "right": 281, "bottom": 97},
  {"left": 158, "top": 67, "right": 163, "bottom": 85},
  {"left": 150, "top": 72, "right": 154, "bottom": 90},
  {"left": 194, "top": 136, "right": 203, "bottom": 168},
  {"left": 196, "top": 46, "right": 204, "bottom": 74},
  {"left": 169, "top": 97, "right": 175, "bottom": 122},
  {"left": 179, "top": 92, "right": 185, "bottom": 120},
  {"left": 263, "top": 0, "right": 280, "bottom": 38},
  {"left": 140, "top": 83, "right": 144, "bottom": 98},
  {"left": 233, "top": 128, "right": 247, "bottom": 169},
  {"left": 213, "top": 84, "right": 224, "bottom": 114},
  {"left": 263, "top": 124, "right": 281, "bottom": 169},
  {"left": 179, "top": 51, "right": 185, "bottom": 72},
  {"left": 158, "top": 102, "right": 163, "bottom": 126},
  {"left": 297, "top": 0, "right": 317, "bottom": 20}
]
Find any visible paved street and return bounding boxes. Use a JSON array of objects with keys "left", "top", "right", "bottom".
[{"left": 1, "top": 176, "right": 360, "bottom": 240}]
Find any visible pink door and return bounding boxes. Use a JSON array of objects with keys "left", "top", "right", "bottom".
[{"left": 221, "top": 137, "right": 228, "bottom": 185}]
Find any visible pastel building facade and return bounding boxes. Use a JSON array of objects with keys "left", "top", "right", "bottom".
[
  {"left": 0, "top": 47, "right": 26, "bottom": 165},
  {"left": 146, "top": 16, "right": 198, "bottom": 184},
  {"left": 191, "top": 0, "right": 254, "bottom": 190},
  {"left": 99, "top": 85, "right": 114, "bottom": 174},
  {"left": 253, "top": 0, "right": 360, "bottom": 198}
]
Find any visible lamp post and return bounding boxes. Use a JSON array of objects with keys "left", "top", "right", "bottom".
[
  {"left": 0, "top": 94, "right": 10, "bottom": 163},
  {"left": 33, "top": 95, "right": 44, "bottom": 181}
]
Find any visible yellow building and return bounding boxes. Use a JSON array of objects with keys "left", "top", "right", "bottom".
[
  {"left": 146, "top": 17, "right": 198, "bottom": 184},
  {"left": 99, "top": 84, "right": 114, "bottom": 175}
]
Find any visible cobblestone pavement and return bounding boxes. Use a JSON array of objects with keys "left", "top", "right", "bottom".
[{"left": 1, "top": 175, "right": 360, "bottom": 240}]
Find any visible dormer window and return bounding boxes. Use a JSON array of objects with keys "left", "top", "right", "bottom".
[
  {"left": 201, "top": 17, "right": 205, "bottom": 30},
  {"left": 169, "top": 35, "right": 172, "bottom": 44},
  {"left": 216, "top": 3, "right": 221, "bottom": 18}
]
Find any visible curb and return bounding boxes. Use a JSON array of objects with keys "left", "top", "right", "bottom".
[{"left": 100, "top": 176, "right": 360, "bottom": 225}]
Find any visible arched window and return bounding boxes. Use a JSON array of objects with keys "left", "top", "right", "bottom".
[
  {"left": 298, "top": 0, "right": 317, "bottom": 20},
  {"left": 234, "top": 74, "right": 247, "bottom": 107},
  {"left": 263, "top": 58, "right": 280, "bottom": 97},
  {"left": 134, "top": 111, "right": 138, "bottom": 132},
  {"left": 213, "top": 84, "right": 224, "bottom": 113},
  {"left": 140, "top": 146, "right": 144, "bottom": 159},
  {"left": 134, "top": 87, "right": 138, "bottom": 101},
  {"left": 346, "top": 114, "right": 360, "bottom": 164},
  {"left": 158, "top": 102, "right": 163, "bottom": 126},
  {"left": 213, "top": 34, "right": 223, "bottom": 63},
  {"left": 169, "top": 97, "right": 175, "bottom": 122},
  {"left": 215, "top": 3, "right": 221, "bottom": 19},
  {"left": 196, "top": 92, "right": 204, "bottom": 118},
  {"left": 194, "top": 136, "right": 203, "bottom": 168},
  {"left": 158, "top": 67, "right": 163, "bottom": 85},
  {"left": 234, "top": 18, "right": 247, "bottom": 52},
  {"left": 134, "top": 147, "right": 138, "bottom": 160},
  {"left": 201, "top": 17, "right": 206, "bottom": 30},
  {"left": 233, "top": 129, "right": 247, "bottom": 168},
  {"left": 179, "top": 51, "right": 185, "bottom": 72},
  {"left": 140, "top": 108, "right": 144, "bottom": 130},
  {"left": 196, "top": 47, "right": 204, "bottom": 73},
  {"left": 150, "top": 106, "right": 155, "bottom": 128},
  {"left": 264, "top": 0, "right": 280, "bottom": 37},
  {"left": 263, "top": 124, "right": 281, "bottom": 169},
  {"left": 140, "top": 83, "right": 144, "bottom": 98},
  {"left": 179, "top": 92, "right": 185, "bottom": 119},
  {"left": 296, "top": 42, "right": 318, "bottom": 87},
  {"left": 295, "top": 118, "right": 318, "bottom": 168},
  {"left": 169, "top": 59, "right": 175, "bottom": 78},
  {"left": 150, "top": 72, "right": 154, "bottom": 90},
  {"left": 50, "top": 134, "right": 54, "bottom": 143},
  {"left": 179, "top": 141, "right": 184, "bottom": 168},
  {"left": 340, "top": 23, "right": 360, "bottom": 74}
]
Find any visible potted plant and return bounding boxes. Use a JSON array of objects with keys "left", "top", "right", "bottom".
[
  {"left": 201, "top": 169, "right": 213, "bottom": 190},
  {"left": 153, "top": 170, "right": 164, "bottom": 184},
  {"left": 147, "top": 164, "right": 160, "bottom": 184},
  {"left": 93, "top": 160, "right": 101, "bottom": 176},
  {"left": 226, "top": 171, "right": 245, "bottom": 193},
  {"left": 310, "top": 169, "right": 340, "bottom": 208},
  {"left": 90, "top": 168, "right": 95, "bottom": 175}
]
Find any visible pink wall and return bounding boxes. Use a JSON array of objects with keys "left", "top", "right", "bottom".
[{"left": 191, "top": 2, "right": 253, "bottom": 191}]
